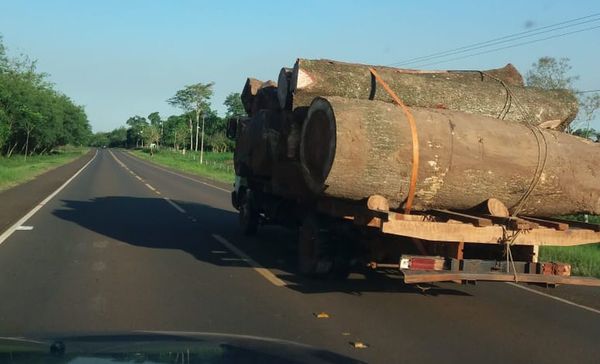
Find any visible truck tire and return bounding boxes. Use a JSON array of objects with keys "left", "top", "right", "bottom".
[
  {"left": 298, "top": 214, "right": 335, "bottom": 278},
  {"left": 231, "top": 191, "right": 240, "bottom": 210},
  {"left": 239, "top": 189, "right": 259, "bottom": 236}
]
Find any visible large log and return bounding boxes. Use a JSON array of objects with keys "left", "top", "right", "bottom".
[
  {"left": 241, "top": 79, "right": 278, "bottom": 116},
  {"left": 277, "top": 67, "right": 293, "bottom": 110},
  {"left": 234, "top": 110, "right": 282, "bottom": 177},
  {"left": 241, "top": 78, "right": 263, "bottom": 115},
  {"left": 291, "top": 59, "right": 578, "bottom": 130},
  {"left": 251, "top": 81, "right": 280, "bottom": 115},
  {"left": 299, "top": 96, "right": 600, "bottom": 216}
]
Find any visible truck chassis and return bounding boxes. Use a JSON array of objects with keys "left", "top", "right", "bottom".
[{"left": 235, "top": 187, "right": 600, "bottom": 287}]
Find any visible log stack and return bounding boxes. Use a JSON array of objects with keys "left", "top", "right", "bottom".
[{"left": 235, "top": 59, "right": 599, "bottom": 216}]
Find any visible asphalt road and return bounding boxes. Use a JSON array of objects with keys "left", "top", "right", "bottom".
[{"left": 0, "top": 148, "right": 598, "bottom": 363}]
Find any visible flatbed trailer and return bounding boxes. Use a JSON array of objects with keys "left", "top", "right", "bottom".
[{"left": 313, "top": 195, "right": 600, "bottom": 286}]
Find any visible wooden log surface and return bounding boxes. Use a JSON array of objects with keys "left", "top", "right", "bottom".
[
  {"left": 251, "top": 81, "right": 280, "bottom": 115},
  {"left": 277, "top": 67, "right": 293, "bottom": 110},
  {"left": 241, "top": 78, "right": 263, "bottom": 114},
  {"left": 234, "top": 110, "right": 282, "bottom": 177},
  {"left": 291, "top": 59, "right": 578, "bottom": 130},
  {"left": 299, "top": 96, "right": 600, "bottom": 216}
]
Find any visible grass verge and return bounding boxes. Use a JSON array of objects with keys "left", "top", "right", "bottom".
[
  {"left": 0, "top": 146, "right": 89, "bottom": 192},
  {"left": 130, "top": 149, "right": 234, "bottom": 184},
  {"left": 539, "top": 215, "right": 600, "bottom": 278}
]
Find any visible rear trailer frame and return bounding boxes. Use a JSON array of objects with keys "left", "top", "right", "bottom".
[{"left": 316, "top": 196, "right": 600, "bottom": 287}]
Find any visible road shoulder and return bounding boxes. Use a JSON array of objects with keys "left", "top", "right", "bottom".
[{"left": 0, "top": 149, "right": 96, "bottom": 234}]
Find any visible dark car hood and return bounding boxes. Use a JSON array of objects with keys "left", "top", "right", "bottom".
[{"left": 0, "top": 331, "right": 365, "bottom": 364}]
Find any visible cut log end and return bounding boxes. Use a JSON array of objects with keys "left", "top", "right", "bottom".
[
  {"left": 241, "top": 78, "right": 264, "bottom": 114},
  {"left": 299, "top": 97, "right": 336, "bottom": 193},
  {"left": 368, "top": 195, "right": 390, "bottom": 212},
  {"left": 470, "top": 198, "right": 510, "bottom": 217},
  {"left": 277, "top": 67, "right": 293, "bottom": 110}
]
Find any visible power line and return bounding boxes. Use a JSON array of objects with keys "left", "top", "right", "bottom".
[
  {"left": 411, "top": 24, "right": 600, "bottom": 68},
  {"left": 394, "top": 17, "right": 600, "bottom": 67},
  {"left": 389, "top": 12, "right": 600, "bottom": 67},
  {"left": 577, "top": 89, "right": 600, "bottom": 94}
]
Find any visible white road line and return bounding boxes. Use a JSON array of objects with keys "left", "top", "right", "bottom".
[
  {"left": 109, "top": 150, "right": 164, "bottom": 198},
  {"left": 121, "top": 151, "right": 231, "bottom": 193},
  {"left": 163, "top": 197, "right": 186, "bottom": 214},
  {"left": 506, "top": 282, "right": 600, "bottom": 315},
  {"left": 109, "top": 151, "right": 127, "bottom": 168},
  {"left": 221, "top": 257, "right": 249, "bottom": 262},
  {"left": 15, "top": 226, "right": 34, "bottom": 231},
  {"left": 0, "top": 150, "right": 98, "bottom": 246},
  {"left": 212, "top": 234, "right": 286, "bottom": 287}
]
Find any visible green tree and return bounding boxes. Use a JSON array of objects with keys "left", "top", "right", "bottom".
[
  {"left": 0, "top": 36, "right": 90, "bottom": 156},
  {"left": 526, "top": 57, "right": 578, "bottom": 90},
  {"left": 577, "top": 94, "right": 600, "bottom": 138},
  {"left": 163, "top": 114, "right": 190, "bottom": 150},
  {"left": 125, "top": 115, "right": 149, "bottom": 147},
  {"left": 526, "top": 56, "right": 599, "bottom": 134},
  {"left": 142, "top": 124, "right": 161, "bottom": 147},
  {"left": 224, "top": 92, "right": 245, "bottom": 118},
  {"left": 108, "top": 127, "right": 128, "bottom": 147},
  {"left": 147, "top": 111, "right": 162, "bottom": 145},
  {"left": 167, "top": 90, "right": 194, "bottom": 150},
  {"left": 90, "top": 132, "right": 109, "bottom": 147},
  {"left": 168, "top": 82, "right": 214, "bottom": 163}
]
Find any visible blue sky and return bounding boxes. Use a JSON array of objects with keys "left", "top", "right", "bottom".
[{"left": 1, "top": 0, "right": 599, "bottom": 132}]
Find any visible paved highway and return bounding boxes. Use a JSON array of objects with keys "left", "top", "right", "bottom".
[{"left": 0, "top": 149, "right": 598, "bottom": 363}]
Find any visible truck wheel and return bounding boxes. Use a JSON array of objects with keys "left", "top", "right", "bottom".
[
  {"left": 231, "top": 191, "right": 239, "bottom": 210},
  {"left": 239, "top": 190, "right": 259, "bottom": 236},
  {"left": 298, "top": 215, "right": 334, "bottom": 278}
]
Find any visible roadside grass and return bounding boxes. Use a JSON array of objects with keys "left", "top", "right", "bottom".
[
  {"left": 0, "top": 146, "right": 89, "bottom": 192},
  {"left": 539, "top": 215, "right": 600, "bottom": 278},
  {"left": 130, "top": 148, "right": 234, "bottom": 184}
]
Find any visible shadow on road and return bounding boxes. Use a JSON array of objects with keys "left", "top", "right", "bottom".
[{"left": 53, "top": 196, "right": 470, "bottom": 297}]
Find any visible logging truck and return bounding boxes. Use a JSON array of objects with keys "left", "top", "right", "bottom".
[{"left": 227, "top": 58, "right": 600, "bottom": 287}]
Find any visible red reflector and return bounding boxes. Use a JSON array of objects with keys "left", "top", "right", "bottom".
[{"left": 410, "top": 258, "right": 437, "bottom": 270}]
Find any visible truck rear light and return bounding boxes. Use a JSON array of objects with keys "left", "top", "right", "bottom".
[
  {"left": 540, "top": 262, "right": 571, "bottom": 276},
  {"left": 400, "top": 256, "right": 445, "bottom": 271}
]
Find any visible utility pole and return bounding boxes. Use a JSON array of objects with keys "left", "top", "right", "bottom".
[{"left": 200, "top": 114, "right": 205, "bottom": 164}]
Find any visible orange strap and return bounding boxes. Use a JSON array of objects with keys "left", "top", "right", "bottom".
[{"left": 369, "top": 67, "right": 420, "bottom": 214}]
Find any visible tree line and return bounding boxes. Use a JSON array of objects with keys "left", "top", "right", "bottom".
[
  {"left": 0, "top": 36, "right": 91, "bottom": 158},
  {"left": 90, "top": 83, "right": 245, "bottom": 159}
]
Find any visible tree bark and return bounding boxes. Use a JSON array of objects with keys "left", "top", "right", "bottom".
[
  {"left": 234, "top": 110, "right": 283, "bottom": 178},
  {"left": 188, "top": 115, "right": 193, "bottom": 151},
  {"left": 195, "top": 110, "right": 200, "bottom": 152},
  {"left": 24, "top": 129, "right": 30, "bottom": 161},
  {"left": 7, "top": 142, "right": 17, "bottom": 158},
  {"left": 250, "top": 81, "right": 279, "bottom": 115},
  {"left": 299, "top": 96, "right": 600, "bottom": 216},
  {"left": 291, "top": 59, "right": 578, "bottom": 130},
  {"left": 241, "top": 78, "right": 264, "bottom": 115},
  {"left": 200, "top": 114, "right": 205, "bottom": 164},
  {"left": 277, "top": 67, "right": 293, "bottom": 110}
]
